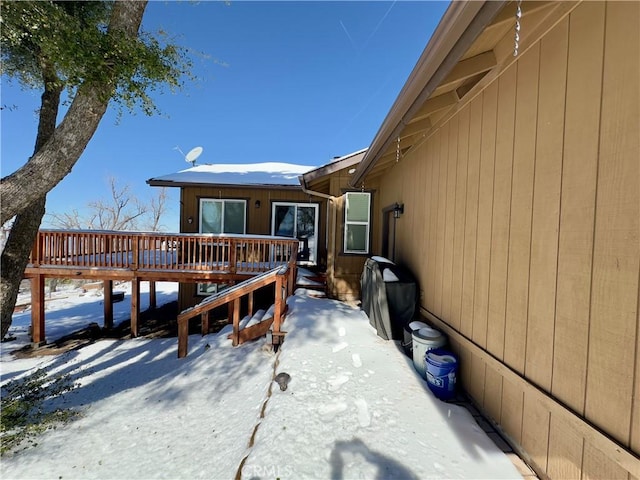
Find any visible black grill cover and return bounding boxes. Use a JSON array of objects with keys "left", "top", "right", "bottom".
[{"left": 360, "top": 258, "right": 418, "bottom": 340}]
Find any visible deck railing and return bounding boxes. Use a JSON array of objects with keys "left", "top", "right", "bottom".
[{"left": 29, "top": 230, "right": 300, "bottom": 274}]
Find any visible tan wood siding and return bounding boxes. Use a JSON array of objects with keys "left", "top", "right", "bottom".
[
  {"left": 325, "top": 170, "right": 381, "bottom": 300},
  {"left": 584, "top": 0, "right": 639, "bottom": 445},
  {"left": 374, "top": 2, "right": 639, "bottom": 477},
  {"left": 486, "top": 63, "right": 516, "bottom": 361},
  {"left": 552, "top": 0, "right": 604, "bottom": 416},
  {"left": 525, "top": 17, "right": 568, "bottom": 392},
  {"left": 504, "top": 42, "right": 539, "bottom": 375}
]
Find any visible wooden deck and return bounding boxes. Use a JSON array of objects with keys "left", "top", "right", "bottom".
[{"left": 24, "top": 230, "right": 300, "bottom": 345}]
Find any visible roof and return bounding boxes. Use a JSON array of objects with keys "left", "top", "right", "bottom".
[
  {"left": 300, "top": 148, "right": 367, "bottom": 187},
  {"left": 350, "top": 1, "right": 573, "bottom": 186},
  {"left": 147, "top": 162, "right": 316, "bottom": 189}
]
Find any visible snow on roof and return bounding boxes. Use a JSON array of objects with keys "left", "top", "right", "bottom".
[{"left": 148, "top": 162, "right": 316, "bottom": 187}]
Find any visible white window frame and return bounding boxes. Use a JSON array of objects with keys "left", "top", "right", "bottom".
[
  {"left": 343, "top": 191, "right": 371, "bottom": 254},
  {"left": 199, "top": 198, "right": 247, "bottom": 234}
]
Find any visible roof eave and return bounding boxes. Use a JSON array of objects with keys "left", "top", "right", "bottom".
[
  {"left": 146, "top": 179, "right": 303, "bottom": 190},
  {"left": 301, "top": 149, "right": 367, "bottom": 185},
  {"left": 350, "top": 0, "right": 506, "bottom": 187}
]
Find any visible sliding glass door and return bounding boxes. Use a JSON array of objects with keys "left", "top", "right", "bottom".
[{"left": 271, "top": 202, "right": 319, "bottom": 264}]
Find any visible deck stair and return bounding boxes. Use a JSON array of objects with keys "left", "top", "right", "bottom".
[
  {"left": 177, "top": 265, "right": 294, "bottom": 358},
  {"left": 295, "top": 267, "right": 327, "bottom": 297}
]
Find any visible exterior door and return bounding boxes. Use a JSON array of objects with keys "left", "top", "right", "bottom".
[{"left": 271, "top": 202, "right": 319, "bottom": 264}]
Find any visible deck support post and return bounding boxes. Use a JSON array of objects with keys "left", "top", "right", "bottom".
[
  {"left": 149, "top": 281, "right": 156, "bottom": 310},
  {"left": 103, "top": 280, "right": 114, "bottom": 330},
  {"left": 30, "top": 275, "right": 46, "bottom": 346},
  {"left": 131, "top": 278, "right": 140, "bottom": 337}
]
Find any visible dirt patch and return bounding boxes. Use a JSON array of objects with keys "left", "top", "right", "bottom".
[{"left": 11, "top": 301, "right": 224, "bottom": 359}]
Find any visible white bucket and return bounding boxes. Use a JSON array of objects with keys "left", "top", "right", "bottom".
[{"left": 412, "top": 327, "right": 446, "bottom": 379}]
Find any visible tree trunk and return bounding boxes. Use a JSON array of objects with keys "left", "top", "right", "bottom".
[
  {"left": 0, "top": 198, "right": 46, "bottom": 339},
  {"left": 0, "top": 0, "right": 148, "bottom": 338},
  {"left": 0, "top": 0, "right": 148, "bottom": 225}
]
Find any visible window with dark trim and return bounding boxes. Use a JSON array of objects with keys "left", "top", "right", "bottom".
[
  {"left": 197, "top": 198, "right": 246, "bottom": 295},
  {"left": 199, "top": 198, "right": 246, "bottom": 234}
]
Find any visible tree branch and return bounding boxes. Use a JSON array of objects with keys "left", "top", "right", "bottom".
[{"left": 0, "top": 0, "right": 148, "bottom": 225}]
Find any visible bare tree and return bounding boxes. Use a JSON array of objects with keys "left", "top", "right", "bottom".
[
  {"left": 48, "top": 177, "right": 168, "bottom": 231},
  {"left": 144, "top": 186, "right": 168, "bottom": 232}
]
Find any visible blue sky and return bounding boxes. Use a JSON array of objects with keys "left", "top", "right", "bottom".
[{"left": 1, "top": 1, "right": 448, "bottom": 230}]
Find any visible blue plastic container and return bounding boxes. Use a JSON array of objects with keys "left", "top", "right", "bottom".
[{"left": 425, "top": 348, "right": 458, "bottom": 400}]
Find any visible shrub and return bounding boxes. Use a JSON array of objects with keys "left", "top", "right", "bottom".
[{"left": 1, "top": 368, "right": 77, "bottom": 455}]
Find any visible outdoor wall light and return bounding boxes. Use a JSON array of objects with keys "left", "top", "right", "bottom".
[
  {"left": 187, "top": 216, "right": 193, "bottom": 224},
  {"left": 255, "top": 200, "right": 261, "bottom": 209},
  {"left": 393, "top": 203, "right": 404, "bottom": 219}
]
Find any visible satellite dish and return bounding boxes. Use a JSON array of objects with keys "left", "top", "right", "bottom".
[{"left": 185, "top": 146, "right": 203, "bottom": 166}]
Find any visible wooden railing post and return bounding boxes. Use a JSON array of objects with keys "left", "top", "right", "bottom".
[
  {"left": 30, "top": 231, "right": 42, "bottom": 266},
  {"left": 131, "top": 235, "right": 139, "bottom": 270},
  {"left": 273, "top": 273, "right": 284, "bottom": 344},
  {"left": 229, "top": 238, "right": 237, "bottom": 274}
]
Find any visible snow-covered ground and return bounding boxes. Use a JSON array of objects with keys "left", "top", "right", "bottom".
[{"left": 0, "top": 282, "right": 522, "bottom": 479}]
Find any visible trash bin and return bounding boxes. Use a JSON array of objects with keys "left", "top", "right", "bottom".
[
  {"left": 425, "top": 348, "right": 458, "bottom": 400},
  {"left": 411, "top": 327, "right": 446, "bottom": 378}
]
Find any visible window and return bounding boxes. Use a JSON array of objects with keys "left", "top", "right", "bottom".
[
  {"left": 344, "top": 192, "right": 371, "bottom": 254},
  {"left": 197, "top": 198, "right": 246, "bottom": 295},
  {"left": 197, "top": 282, "right": 230, "bottom": 296},
  {"left": 271, "top": 202, "right": 319, "bottom": 264},
  {"left": 199, "top": 199, "right": 246, "bottom": 234}
]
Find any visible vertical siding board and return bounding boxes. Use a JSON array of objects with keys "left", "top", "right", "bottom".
[
  {"left": 501, "top": 377, "right": 524, "bottom": 445},
  {"left": 406, "top": 154, "right": 419, "bottom": 268},
  {"left": 526, "top": 18, "right": 569, "bottom": 391},
  {"left": 461, "top": 97, "right": 483, "bottom": 338},
  {"left": 442, "top": 115, "right": 459, "bottom": 322},
  {"left": 586, "top": 0, "right": 640, "bottom": 444},
  {"left": 416, "top": 143, "right": 430, "bottom": 298},
  {"left": 435, "top": 123, "right": 450, "bottom": 316},
  {"left": 552, "top": 1, "right": 605, "bottom": 414},
  {"left": 427, "top": 133, "right": 441, "bottom": 310},
  {"left": 468, "top": 353, "right": 486, "bottom": 409},
  {"left": 521, "top": 391, "right": 551, "bottom": 476},
  {"left": 633, "top": 296, "right": 640, "bottom": 454},
  {"left": 483, "top": 366, "right": 503, "bottom": 425},
  {"left": 582, "top": 441, "right": 630, "bottom": 480},
  {"left": 473, "top": 82, "right": 498, "bottom": 348},
  {"left": 547, "top": 415, "right": 584, "bottom": 480},
  {"left": 504, "top": 43, "right": 540, "bottom": 374},
  {"left": 487, "top": 64, "right": 517, "bottom": 360},
  {"left": 420, "top": 142, "right": 433, "bottom": 302},
  {"left": 450, "top": 106, "right": 470, "bottom": 330}
]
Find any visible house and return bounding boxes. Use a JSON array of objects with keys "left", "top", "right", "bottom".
[
  {"left": 343, "top": 1, "right": 639, "bottom": 479},
  {"left": 298, "top": 148, "right": 372, "bottom": 301},
  {"left": 147, "top": 161, "right": 325, "bottom": 310}
]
